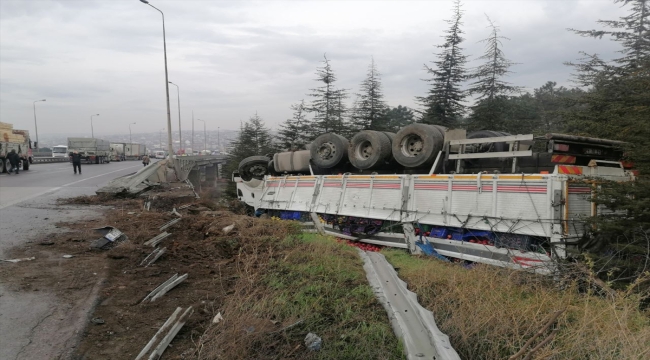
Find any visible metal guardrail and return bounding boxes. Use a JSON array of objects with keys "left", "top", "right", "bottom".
[{"left": 32, "top": 157, "right": 70, "bottom": 163}]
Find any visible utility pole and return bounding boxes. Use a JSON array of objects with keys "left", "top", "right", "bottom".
[
  {"left": 191, "top": 110, "right": 194, "bottom": 155},
  {"left": 32, "top": 99, "right": 46, "bottom": 150},
  {"left": 90, "top": 114, "right": 99, "bottom": 138},
  {"left": 169, "top": 81, "right": 182, "bottom": 153}
]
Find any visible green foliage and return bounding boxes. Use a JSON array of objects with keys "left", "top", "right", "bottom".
[
  {"left": 417, "top": 0, "right": 469, "bottom": 128},
  {"left": 277, "top": 100, "right": 309, "bottom": 151},
  {"left": 351, "top": 58, "right": 388, "bottom": 131},
  {"left": 383, "top": 105, "right": 416, "bottom": 132},
  {"left": 223, "top": 113, "right": 274, "bottom": 197},
  {"left": 306, "top": 54, "right": 353, "bottom": 137}
]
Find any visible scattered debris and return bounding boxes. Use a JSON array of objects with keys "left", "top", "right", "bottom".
[
  {"left": 222, "top": 223, "right": 235, "bottom": 235},
  {"left": 135, "top": 306, "right": 194, "bottom": 360},
  {"left": 159, "top": 218, "right": 181, "bottom": 231},
  {"left": 91, "top": 317, "right": 105, "bottom": 325},
  {"left": 92, "top": 226, "right": 129, "bottom": 249},
  {"left": 141, "top": 273, "right": 188, "bottom": 303},
  {"left": 143, "top": 232, "right": 171, "bottom": 247},
  {"left": 127, "top": 211, "right": 136, "bottom": 215},
  {"left": 144, "top": 201, "right": 151, "bottom": 211},
  {"left": 2, "top": 257, "right": 36, "bottom": 263},
  {"left": 62, "top": 255, "right": 74, "bottom": 259},
  {"left": 170, "top": 208, "right": 181, "bottom": 217},
  {"left": 39, "top": 240, "right": 55, "bottom": 246},
  {"left": 140, "top": 247, "right": 167, "bottom": 267},
  {"left": 212, "top": 312, "right": 223, "bottom": 324},
  {"left": 304, "top": 332, "right": 322, "bottom": 351},
  {"left": 177, "top": 203, "right": 192, "bottom": 210}
]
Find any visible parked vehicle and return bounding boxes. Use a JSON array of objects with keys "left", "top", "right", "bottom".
[
  {"left": 235, "top": 127, "right": 633, "bottom": 274},
  {"left": 110, "top": 143, "right": 126, "bottom": 161},
  {"left": 0, "top": 122, "right": 32, "bottom": 172},
  {"left": 52, "top": 145, "right": 68, "bottom": 158},
  {"left": 67, "top": 137, "right": 111, "bottom": 164}
]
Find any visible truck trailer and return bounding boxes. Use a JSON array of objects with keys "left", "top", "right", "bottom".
[
  {"left": 68, "top": 137, "right": 111, "bottom": 164},
  {"left": 235, "top": 126, "right": 633, "bottom": 274},
  {"left": 110, "top": 143, "right": 126, "bottom": 161},
  {"left": 1, "top": 122, "right": 33, "bottom": 173},
  {"left": 124, "top": 143, "right": 146, "bottom": 160}
]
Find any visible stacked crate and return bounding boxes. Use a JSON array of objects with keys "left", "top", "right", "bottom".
[{"left": 0, "top": 122, "right": 26, "bottom": 143}]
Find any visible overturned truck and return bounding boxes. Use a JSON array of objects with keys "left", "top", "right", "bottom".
[{"left": 235, "top": 125, "right": 634, "bottom": 274}]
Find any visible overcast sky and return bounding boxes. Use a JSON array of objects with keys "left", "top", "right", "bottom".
[{"left": 0, "top": 0, "right": 627, "bottom": 137}]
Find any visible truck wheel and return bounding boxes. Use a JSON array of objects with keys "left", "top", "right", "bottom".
[
  {"left": 348, "top": 130, "right": 393, "bottom": 170},
  {"left": 238, "top": 155, "right": 271, "bottom": 181},
  {"left": 467, "top": 130, "right": 510, "bottom": 152},
  {"left": 310, "top": 133, "right": 349, "bottom": 169},
  {"left": 23, "top": 159, "right": 29, "bottom": 170},
  {"left": 392, "top": 124, "right": 445, "bottom": 168}
]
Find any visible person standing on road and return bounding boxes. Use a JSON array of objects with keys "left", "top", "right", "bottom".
[
  {"left": 71, "top": 150, "right": 82, "bottom": 175},
  {"left": 7, "top": 149, "right": 20, "bottom": 174},
  {"left": 142, "top": 154, "right": 150, "bottom": 166}
]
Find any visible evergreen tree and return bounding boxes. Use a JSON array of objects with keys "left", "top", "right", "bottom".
[
  {"left": 564, "top": 0, "right": 650, "bottom": 286},
  {"left": 277, "top": 100, "right": 309, "bottom": 151},
  {"left": 384, "top": 105, "right": 416, "bottom": 132},
  {"left": 351, "top": 58, "right": 388, "bottom": 130},
  {"left": 467, "top": 16, "right": 521, "bottom": 131},
  {"left": 569, "top": 0, "right": 649, "bottom": 71},
  {"left": 224, "top": 113, "right": 274, "bottom": 197},
  {"left": 307, "top": 54, "right": 340, "bottom": 135},
  {"left": 417, "top": 0, "right": 469, "bottom": 127}
]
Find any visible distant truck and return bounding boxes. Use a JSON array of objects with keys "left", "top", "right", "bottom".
[
  {"left": 67, "top": 137, "right": 111, "bottom": 164},
  {"left": 0, "top": 122, "right": 33, "bottom": 172},
  {"left": 52, "top": 145, "right": 68, "bottom": 158},
  {"left": 125, "top": 143, "right": 147, "bottom": 160},
  {"left": 110, "top": 143, "right": 126, "bottom": 161}
]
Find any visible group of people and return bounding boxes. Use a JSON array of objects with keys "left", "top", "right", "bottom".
[{"left": 5, "top": 149, "right": 21, "bottom": 175}]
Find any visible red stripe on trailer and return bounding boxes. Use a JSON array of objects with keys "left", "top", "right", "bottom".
[
  {"left": 281, "top": 182, "right": 297, "bottom": 187},
  {"left": 497, "top": 186, "right": 547, "bottom": 193},
  {"left": 267, "top": 182, "right": 280, "bottom": 187},
  {"left": 414, "top": 184, "right": 447, "bottom": 190},
  {"left": 323, "top": 182, "right": 342, "bottom": 187},
  {"left": 452, "top": 185, "right": 478, "bottom": 191},
  {"left": 568, "top": 187, "right": 591, "bottom": 194},
  {"left": 373, "top": 184, "right": 401, "bottom": 189},
  {"left": 347, "top": 184, "right": 371, "bottom": 188}
]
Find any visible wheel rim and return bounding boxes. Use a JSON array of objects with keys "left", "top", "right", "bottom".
[
  {"left": 317, "top": 142, "right": 336, "bottom": 161},
  {"left": 355, "top": 140, "right": 374, "bottom": 159},
  {"left": 249, "top": 164, "right": 267, "bottom": 177},
  {"left": 400, "top": 134, "right": 423, "bottom": 157}
]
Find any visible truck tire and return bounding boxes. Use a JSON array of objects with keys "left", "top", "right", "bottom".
[
  {"left": 392, "top": 124, "right": 445, "bottom": 168},
  {"left": 310, "top": 133, "right": 349, "bottom": 169},
  {"left": 348, "top": 130, "right": 392, "bottom": 170},
  {"left": 238, "top": 155, "right": 271, "bottom": 181},
  {"left": 467, "top": 130, "right": 510, "bottom": 152}
]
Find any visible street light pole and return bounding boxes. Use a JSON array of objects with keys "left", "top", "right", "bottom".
[
  {"left": 90, "top": 114, "right": 99, "bottom": 138},
  {"left": 32, "top": 99, "right": 46, "bottom": 150},
  {"left": 129, "top": 122, "right": 136, "bottom": 144},
  {"left": 196, "top": 119, "right": 206, "bottom": 154},
  {"left": 191, "top": 110, "right": 194, "bottom": 155},
  {"left": 160, "top": 128, "right": 165, "bottom": 148},
  {"left": 169, "top": 81, "right": 182, "bottom": 153},
  {"left": 217, "top": 126, "right": 220, "bottom": 153},
  {"left": 140, "top": 0, "right": 174, "bottom": 161}
]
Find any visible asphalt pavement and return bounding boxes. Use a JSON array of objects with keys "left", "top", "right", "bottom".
[{"left": 0, "top": 160, "right": 148, "bottom": 360}]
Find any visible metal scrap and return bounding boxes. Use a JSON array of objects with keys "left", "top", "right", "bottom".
[
  {"left": 92, "top": 226, "right": 129, "bottom": 249},
  {"left": 143, "top": 232, "right": 171, "bottom": 247},
  {"left": 169, "top": 208, "right": 182, "bottom": 217},
  {"left": 159, "top": 218, "right": 181, "bottom": 231},
  {"left": 135, "top": 306, "right": 194, "bottom": 360},
  {"left": 140, "top": 247, "right": 167, "bottom": 267},
  {"left": 2, "top": 257, "right": 36, "bottom": 263},
  {"left": 141, "top": 273, "right": 188, "bottom": 303}
]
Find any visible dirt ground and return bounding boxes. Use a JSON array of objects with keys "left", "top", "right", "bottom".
[{"left": 0, "top": 185, "right": 264, "bottom": 359}]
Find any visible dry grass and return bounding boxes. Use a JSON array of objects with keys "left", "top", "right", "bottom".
[
  {"left": 383, "top": 250, "right": 650, "bottom": 360},
  {"left": 195, "top": 232, "right": 402, "bottom": 360}
]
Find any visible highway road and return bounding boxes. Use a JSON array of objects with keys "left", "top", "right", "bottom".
[{"left": 0, "top": 160, "right": 149, "bottom": 360}]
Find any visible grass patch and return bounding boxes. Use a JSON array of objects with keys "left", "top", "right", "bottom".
[
  {"left": 383, "top": 249, "right": 650, "bottom": 360},
  {"left": 197, "top": 232, "right": 402, "bottom": 359}
]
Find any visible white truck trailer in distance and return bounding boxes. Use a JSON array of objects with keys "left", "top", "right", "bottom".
[{"left": 68, "top": 137, "right": 111, "bottom": 164}]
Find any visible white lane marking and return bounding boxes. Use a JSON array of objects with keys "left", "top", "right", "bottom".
[{"left": 0, "top": 165, "right": 141, "bottom": 210}]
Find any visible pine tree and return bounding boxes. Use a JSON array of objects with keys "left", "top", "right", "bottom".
[
  {"left": 224, "top": 113, "right": 274, "bottom": 197},
  {"left": 417, "top": 0, "right": 469, "bottom": 128},
  {"left": 384, "top": 105, "right": 416, "bottom": 132},
  {"left": 332, "top": 88, "right": 353, "bottom": 137},
  {"left": 569, "top": 0, "right": 649, "bottom": 71},
  {"left": 277, "top": 100, "right": 309, "bottom": 151},
  {"left": 351, "top": 58, "right": 388, "bottom": 130},
  {"left": 467, "top": 16, "right": 521, "bottom": 131},
  {"left": 307, "top": 54, "right": 340, "bottom": 135}
]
